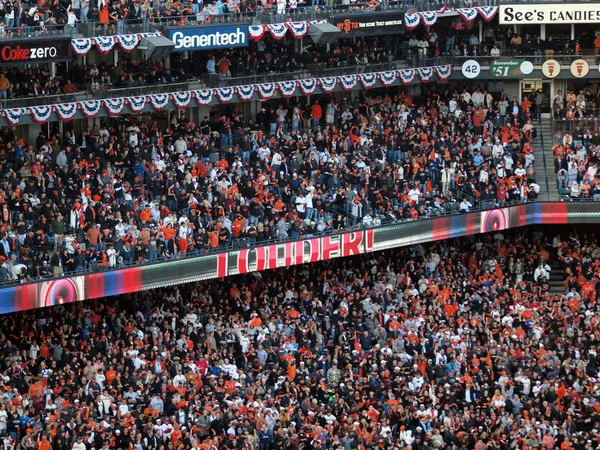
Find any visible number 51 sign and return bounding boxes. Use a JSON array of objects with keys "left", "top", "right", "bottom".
[{"left": 490, "top": 60, "right": 534, "bottom": 78}]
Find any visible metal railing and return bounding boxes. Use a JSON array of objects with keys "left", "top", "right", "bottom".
[
  {"left": 0, "top": 0, "right": 499, "bottom": 40},
  {"left": 0, "top": 193, "right": 535, "bottom": 288}
]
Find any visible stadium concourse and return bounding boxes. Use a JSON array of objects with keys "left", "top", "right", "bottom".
[
  {"left": 0, "top": 226, "right": 598, "bottom": 450},
  {"left": 0, "top": 83, "right": 540, "bottom": 285}
]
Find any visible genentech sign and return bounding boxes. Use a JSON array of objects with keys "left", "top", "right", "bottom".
[{"left": 499, "top": 4, "right": 600, "bottom": 24}]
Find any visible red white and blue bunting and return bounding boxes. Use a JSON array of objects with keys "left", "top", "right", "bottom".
[
  {"left": 257, "top": 83, "right": 276, "bottom": 99},
  {"left": 4, "top": 108, "right": 25, "bottom": 126},
  {"left": 399, "top": 69, "right": 416, "bottom": 85},
  {"left": 277, "top": 81, "right": 297, "bottom": 98},
  {"left": 149, "top": 94, "right": 169, "bottom": 110},
  {"left": 104, "top": 98, "right": 126, "bottom": 116},
  {"left": 249, "top": 25, "right": 266, "bottom": 42},
  {"left": 55, "top": 103, "right": 78, "bottom": 121},
  {"left": 267, "top": 23, "right": 288, "bottom": 40},
  {"left": 338, "top": 75, "right": 357, "bottom": 91},
  {"left": 116, "top": 34, "right": 140, "bottom": 52},
  {"left": 379, "top": 71, "right": 397, "bottom": 87},
  {"left": 127, "top": 97, "right": 146, "bottom": 113},
  {"left": 418, "top": 67, "right": 434, "bottom": 83},
  {"left": 299, "top": 78, "right": 317, "bottom": 95},
  {"left": 359, "top": 73, "right": 377, "bottom": 89},
  {"left": 319, "top": 77, "right": 337, "bottom": 94},
  {"left": 285, "top": 21, "right": 309, "bottom": 38},
  {"left": 80, "top": 100, "right": 102, "bottom": 118},
  {"left": 71, "top": 32, "right": 162, "bottom": 56},
  {"left": 171, "top": 91, "right": 193, "bottom": 108},
  {"left": 72, "top": 38, "right": 93, "bottom": 56},
  {"left": 249, "top": 20, "right": 325, "bottom": 42},
  {"left": 194, "top": 89, "right": 214, "bottom": 105},
  {"left": 236, "top": 85, "right": 255, "bottom": 102},
  {"left": 28, "top": 106, "right": 52, "bottom": 124},
  {"left": 6, "top": 65, "right": 453, "bottom": 125},
  {"left": 418, "top": 11, "right": 438, "bottom": 27},
  {"left": 457, "top": 8, "right": 479, "bottom": 23},
  {"left": 476, "top": 6, "right": 498, "bottom": 22},
  {"left": 93, "top": 36, "right": 116, "bottom": 54},
  {"left": 216, "top": 87, "right": 235, "bottom": 103},
  {"left": 404, "top": 6, "right": 498, "bottom": 29},
  {"left": 404, "top": 13, "right": 421, "bottom": 30},
  {"left": 435, "top": 65, "right": 452, "bottom": 81}
]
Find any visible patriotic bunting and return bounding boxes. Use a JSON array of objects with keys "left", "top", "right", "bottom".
[
  {"left": 319, "top": 77, "right": 337, "bottom": 94},
  {"left": 299, "top": 78, "right": 317, "bottom": 95},
  {"left": 267, "top": 23, "right": 288, "bottom": 40},
  {"left": 171, "top": 91, "right": 192, "bottom": 108},
  {"left": 286, "top": 21, "right": 308, "bottom": 38},
  {"left": 404, "top": 13, "right": 421, "bottom": 30},
  {"left": 277, "top": 81, "right": 297, "bottom": 98},
  {"left": 399, "top": 69, "right": 416, "bottom": 85},
  {"left": 71, "top": 32, "right": 161, "bottom": 56},
  {"left": 249, "top": 25, "right": 266, "bottom": 41},
  {"left": 379, "top": 71, "right": 397, "bottom": 87},
  {"left": 28, "top": 106, "right": 52, "bottom": 124},
  {"left": 418, "top": 11, "right": 438, "bottom": 27},
  {"left": 418, "top": 67, "right": 434, "bottom": 83},
  {"left": 127, "top": 97, "right": 146, "bottom": 113},
  {"left": 72, "top": 38, "right": 93, "bottom": 56},
  {"left": 435, "top": 65, "right": 452, "bottom": 80},
  {"left": 55, "top": 103, "right": 78, "bottom": 121},
  {"left": 116, "top": 34, "right": 140, "bottom": 52},
  {"left": 2, "top": 64, "right": 456, "bottom": 126},
  {"left": 476, "top": 6, "right": 498, "bottom": 22},
  {"left": 338, "top": 75, "right": 357, "bottom": 91},
  {"left": 194, "top": 89, "right": 213, "bottom": 105},
  {"left": 257, "top": 83, "right": 276, "bottom": 99},
  {"left": 93, "top": 36, "right": 116, "bottom": 54},
  {"left": 216, "top": 87, "right": 234, "bottom": 103},
  {"left": 149, "top": 94, "right": 169, "bottom": 110},
  {"left": 359, "top": 73, "right": 377, "bottom": 89},
  {"left": 4, "top": 108, "right": 25, "bottom": 126},
  {"left": 236, "top": 85, "right": 255, "bottom": 102},
  {"left": 79, "top": 100, "right": 102, "bottom": 118},
  {"left": 103, "top": 98, "right": 125, "bottom": 116},
  {"left": 457, "top": 8, "right": 478, "bottom": 23}
]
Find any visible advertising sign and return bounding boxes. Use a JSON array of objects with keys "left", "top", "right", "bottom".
[
  {"left": 499, "top": 3, "right": 600, "bottom": 24},
  {"left": 169, "top": 25, "right": 249, "bottom": 51},
  {"left": 0, "top": 37, "right": 71, "bottom": 64},
  {"left": 329, "top": 12, "right": 404, "bottom": 37},
  {"left": 3, "top": 201, "right": 597, "bottom": 315},
  {"left": 490, "top": 60, "right": 534, "bottom": 78}
]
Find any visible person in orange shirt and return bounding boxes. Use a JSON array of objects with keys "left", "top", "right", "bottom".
[{"left": 139, "top": 205, "right": 152, "bottom": 223}]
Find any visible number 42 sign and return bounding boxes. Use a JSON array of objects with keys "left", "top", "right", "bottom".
[{"left": 461, "top": 60, "right": 481, "bottom": 79}]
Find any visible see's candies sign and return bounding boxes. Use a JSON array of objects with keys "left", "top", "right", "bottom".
[
  {"left": 500, "top": 3, "right": 600, "bottom": 24},
  {"left": 169, "top": 25, "right": 249, "bottom": 51},
  {"left": 0, "top": 38, "right": 71, "bottom": 64}
]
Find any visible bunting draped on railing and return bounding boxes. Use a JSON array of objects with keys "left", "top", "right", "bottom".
[
  {"left": 249, "top": 19, "right": 326, "bottom": 42},
  {"left": 8, "top": 65, "right": 452, "bottom": 125},
  {"left": 29, "top": 106, "right": 52, "bottom": 124},
  {"left": 71, "top": 32, "right": 162, "bottom": 56},
  {"left": 405, "top": 6, "right": 498, "bottom": 30}
]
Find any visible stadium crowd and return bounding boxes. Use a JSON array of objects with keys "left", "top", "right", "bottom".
[
  {"left": 0, "top": 227, "right": 598, "bottom": 450},
  {"left": 0, "top": 83, "right": 539, "bottom": 284}
]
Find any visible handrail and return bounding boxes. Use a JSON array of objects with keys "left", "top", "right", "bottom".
[{"left": 0, "top": 196, "right": 540, "bottom": 288}]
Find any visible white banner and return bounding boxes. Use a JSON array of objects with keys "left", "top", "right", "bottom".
[{"left": 499, "top": 3, "right": 600, "bottom": 24}]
